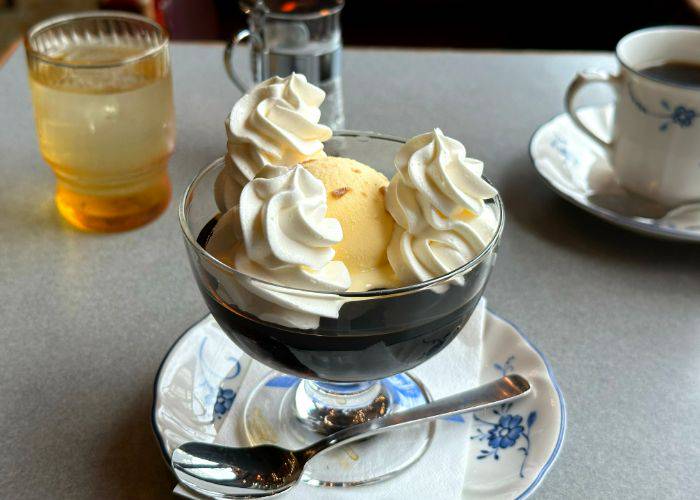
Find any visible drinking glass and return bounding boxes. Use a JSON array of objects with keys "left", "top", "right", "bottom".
[
  {"left": 226, "top": 0, "right": 345, "bottom": 129},
  {"left": 25, "top": 11, "right": 176, "bottom": 232},
  {"left": 179, "top": 132, "right": 504, "bottom": 486}
]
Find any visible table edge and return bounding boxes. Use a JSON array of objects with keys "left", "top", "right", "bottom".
[
  {"left": 0, "top": 37, "right": 613, "bottom": 66},
  {"left": 0, "top": 37, "right": 20, "bottom": 69},
  {"left": 171, "top": 40, "right": 612, "bottom": 56}
]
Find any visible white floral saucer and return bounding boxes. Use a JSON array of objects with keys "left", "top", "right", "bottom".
[
  {"left": 530, "top": 105, "right": 700, "bottom": 242},
  {"left": 152, "top": 311, "right": 566, "bottom": 499}
]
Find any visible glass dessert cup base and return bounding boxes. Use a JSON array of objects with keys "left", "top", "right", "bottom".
[{"left": 242, "top": 371, "right": 435, "bottom": 486}]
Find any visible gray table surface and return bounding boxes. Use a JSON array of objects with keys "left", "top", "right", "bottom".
[{"left": 1, "top": 43, "right": 698, "bottom": 499}]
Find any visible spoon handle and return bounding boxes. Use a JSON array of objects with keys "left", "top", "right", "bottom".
[{"left": 306, "top": 374, "right": 530, "bottom": 457}]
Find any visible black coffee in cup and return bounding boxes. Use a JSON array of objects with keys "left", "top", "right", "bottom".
[{"left": 639, "top": 60, "right": 700, "bottom": 87}]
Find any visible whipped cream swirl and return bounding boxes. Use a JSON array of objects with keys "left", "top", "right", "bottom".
[
  {"left": 214, "top": 73, "right": 333, "bottom": 212},
  {"left": 209, "top": 165, "right": 351, "bottom": 329},
  {"left": 386, "top": 129, "right": 499, "bottom": 285}
]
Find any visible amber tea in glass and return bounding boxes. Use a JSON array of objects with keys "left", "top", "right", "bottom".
[{"left": 25, "top": 12, "right": 175, "bottom": 231}]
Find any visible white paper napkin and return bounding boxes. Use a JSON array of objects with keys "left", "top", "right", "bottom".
[{"left": 175, "top": 298, "right": 486, "bottom": 499}]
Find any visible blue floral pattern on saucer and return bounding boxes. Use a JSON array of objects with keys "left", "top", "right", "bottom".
[
  {"left": 549, "top": 135, "right": 579, "bottom": 168},
  {"left": 195, "top": 336, "right": 242, "bottom": 421},
  {"left": 470, "top": 356, "right": 537, "bottom": 478},
  {"left": 214, "top": 388, "right": 236, "bottom": 419}
]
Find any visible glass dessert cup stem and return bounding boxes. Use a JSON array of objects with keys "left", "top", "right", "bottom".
[
  {"left": 295, "top": 379, "right": 391, "bottom": 434},
  {"left": 241, "top": 371, "right": 434, "bottom": 486}
]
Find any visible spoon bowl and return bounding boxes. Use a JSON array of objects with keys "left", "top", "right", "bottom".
[{"left": 173, "top": 442, "right": 303, "bottom": 497}]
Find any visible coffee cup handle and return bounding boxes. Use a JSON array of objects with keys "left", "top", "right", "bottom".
[
  {"left": 565, "top": 69, "right": 621, "bottom": 150},
  {"left": 224, "top": 29, "right": 254, "bottom": 93}
]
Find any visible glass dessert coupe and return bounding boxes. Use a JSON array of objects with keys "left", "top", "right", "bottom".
[{"left": 179, "top": 131, "right": 504, "bottom": 487}]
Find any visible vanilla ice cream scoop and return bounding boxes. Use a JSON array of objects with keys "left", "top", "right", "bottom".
[
  {"left": 214, "top": 73, "right": 332, "bottom": 212},
  {"left": 386, "top": 129, "right": 499, "bottom": 285},
  {"left": 304, "top": 156, "right": 399, "bottom": 291},
  {"left": 208, "top": 165, "right": 351, "bottom": 329},
  {"left": 303, "top": 157, "right": 394, "bottom": 271}
]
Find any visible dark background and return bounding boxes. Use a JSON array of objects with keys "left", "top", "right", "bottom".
[{"left": 164, "top": 0, "right": 700, "bottom": 50}]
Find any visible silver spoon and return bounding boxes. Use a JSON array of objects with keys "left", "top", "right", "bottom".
[{"left": 171, "top": 374, "right": 530, "bottom": 498}]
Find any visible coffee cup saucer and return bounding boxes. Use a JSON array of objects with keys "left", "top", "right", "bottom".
[{"left": 530, "top": 104, "right": 700, "bottom": 242}]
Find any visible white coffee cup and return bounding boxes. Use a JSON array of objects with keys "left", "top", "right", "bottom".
[{"left": 565, "top": 26, "right": 700, "bottom": 207}]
